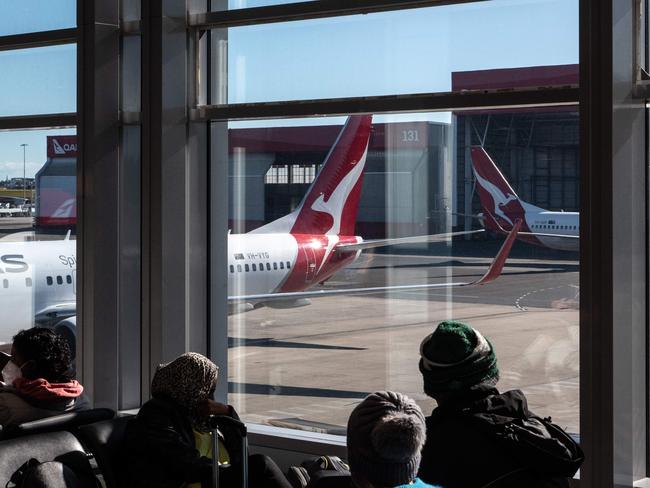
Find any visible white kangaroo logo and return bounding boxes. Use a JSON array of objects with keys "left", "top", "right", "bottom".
[
  {"left": 473, "top": 168, "right": 518, "bottom": 226},
  {"left": 310, "top": 149, "right": 367, "bottom": 272},
  {"left": 310, "top": 150, "right": 367, "bottom": 236},
  {"left": 52, "top": 198, "right": 76, "bottom": 218}
]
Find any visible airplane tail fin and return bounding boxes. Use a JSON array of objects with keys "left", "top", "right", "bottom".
[
  {"left": 252, "top": 115, "right": 373, "bottom": 236},
  {"left": 470, "top": 146, "right": 529, "bottom": 231}
]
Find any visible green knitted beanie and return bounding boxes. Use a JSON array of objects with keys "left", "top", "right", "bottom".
[{"left": 418, "top": 321, "right": 499, "bottom": 395}]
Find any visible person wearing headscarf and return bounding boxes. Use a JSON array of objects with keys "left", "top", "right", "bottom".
[
  {"left": 124, "top": 352, "right": 291, "bottom": 488},
  {"left": 417, "top": 321, "right": 580, "bottom": 488}
]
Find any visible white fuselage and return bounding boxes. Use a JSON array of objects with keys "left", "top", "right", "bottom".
[
  {"left": 0, "top": 232, "right": 362, "bottom": 341},
  {"left": 522, "top": 206, "right": 580, "bottom": 252},
  {"left": 228, "top": 233, "right": 300, "bottom": 297},
  {"left": 0, "top": 240, "right": 76, "bottom": 343}
]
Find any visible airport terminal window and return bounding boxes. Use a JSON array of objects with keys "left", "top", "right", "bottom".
[
  {"left": 0, "top": 128, "right": 77, "bottom": 360},
  {"left": 0, "top": 0, "right": 76, "bottom": 37},
  {"left": 218, "top": 108, "right": 580, "bottom": 436},
  {"left": 220, "top": 0, "right": 578, "bottom": 104},
  {"left": 0, "top": 44, "right": 77, "bottom": 117}
]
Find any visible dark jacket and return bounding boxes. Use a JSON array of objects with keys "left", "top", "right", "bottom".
[
  {"left": 124, "top": 396, "right": 241, "bottom": 488},
  {"left": 418, "top": 386, "right": 575, "bottom": 488}
]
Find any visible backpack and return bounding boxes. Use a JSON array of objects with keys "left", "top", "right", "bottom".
[
  {"left": 286, "top": 455, "right": 351, "bottom": 488},
  {"left": 7, "top": 455, "right": 100, "bottom": 488},
  {"left": 464, "top": 410, "right": 584, "bottom": 478}
]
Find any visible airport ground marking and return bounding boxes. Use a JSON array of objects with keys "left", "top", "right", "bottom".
[{"left": 514, "top": 284, "right": 579, "bottom": 312}]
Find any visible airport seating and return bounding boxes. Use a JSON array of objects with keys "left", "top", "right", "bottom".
[
  {"left": 0, "top": 407, "right": 115, "bottom": 440},
  {"left": 75, "top": 416, "right": 132, "bottom": 488},
  {"left": 0, "top": 430, "right": 98, "bottom": 487},
  {"left": 307, "top": 471, "right": 353, "bottom": 488}
]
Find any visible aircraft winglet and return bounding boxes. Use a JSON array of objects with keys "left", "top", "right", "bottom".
[{"left": 472, "top": 219, "right": 521, "bottom": 285}]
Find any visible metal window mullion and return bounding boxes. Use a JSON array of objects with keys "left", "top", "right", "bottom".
[
  {"left": 190, "top": 0, "right": 489, "bottom": 29},
  {"left": 579, "top": 0, "right": 614, "bottom": 485},
  {"left": 191, "top": 87, "right": 579, "bottom": 121},
  {"left": 0, "top": 113, "right": 77, "bottom": 131},
  {"left": 0, "top": 28, "right": 77, "bottom": 52},
  {"left": 77, "top": 0, "right": 121, "bottom": 410}
]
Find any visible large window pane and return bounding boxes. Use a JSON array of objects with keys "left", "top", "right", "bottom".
[
  {"left": 0, "top": 128, "right": 77, "bottom": 364},
  {"left": 0, "top": 0, "right": 76, "bottom": 37},
  {"left": 0, "top": 44, "right": 76, "bottom": 117},
  {"left": 219, "top": 0, "right": 578, "bottom": 104},
  {"left": 213, "top": 106, "right": 580, "bottom": 436}
]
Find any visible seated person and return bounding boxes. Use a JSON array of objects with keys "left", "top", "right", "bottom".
[
  {"left": 124, "top": 352, "right": 292, "bottom": 488},
  {"left": 417, "top": 320, "right": 581, "bottom": 488},
  {"left": 0, "top": 327, "right": 88, "bottom": 427},
  {"left": 347, "top": 390, "right": 439, "bottom": 488}
]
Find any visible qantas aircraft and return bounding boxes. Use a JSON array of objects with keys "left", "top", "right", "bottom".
[
  {"left": 471, "top": 146, "right": 579, "bottom": 252},
  {"left": 0, "top": 117, "right": 522, "bottom": 345},
  {"left": 0, "top": 238, "right": 76, "bottom": 344},
  {"left": 227, "top": 116, "right": 520, "bottom": 311}
]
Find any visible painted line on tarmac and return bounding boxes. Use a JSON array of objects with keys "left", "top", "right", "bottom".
[{"left": 515, "top": 285, "right": 579, "bottom": 312}]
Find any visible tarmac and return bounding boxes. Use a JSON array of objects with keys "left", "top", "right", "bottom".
[
  {"left": 0, "top": 220, "right": 580, "bottom": 434},
  {"left": 227, "top": 247, "right": 579, "bottom": 435}
]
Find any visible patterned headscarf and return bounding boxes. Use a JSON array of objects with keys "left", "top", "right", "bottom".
[{"left": 151, "top": 352, "right": 219, "bottom": 430}]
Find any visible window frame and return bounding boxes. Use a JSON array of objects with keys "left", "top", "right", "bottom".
[
  {"left": 198, "top": 0, "right": 594, "bottom": 477},
  {"left": 0, "top": 28, "right": 77, "bottom": 130}
]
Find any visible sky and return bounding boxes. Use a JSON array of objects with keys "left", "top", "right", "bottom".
[
  {"left": 0, "top": 0, "right": 578, "bottom": 177},
  {"left": 0, "top": 1, "right": 76, "bottom": 179}
]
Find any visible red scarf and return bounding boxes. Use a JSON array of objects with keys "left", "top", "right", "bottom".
[{"left": 12, "top": 378, "right": 84, "bottom": 402}]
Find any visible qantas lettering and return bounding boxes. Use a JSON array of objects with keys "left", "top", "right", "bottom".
[
  {"left": 52, "top": 139, "right": 78, "bottom": 154},
  {"left": 0, "top": 255, "right": 28, "bottom": 273}
]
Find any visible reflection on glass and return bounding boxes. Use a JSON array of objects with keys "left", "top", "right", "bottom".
[
  {"left": 0, "top": 0, "right": 76, "bottom": 37},
  {"left": 0, "top": 129, "right": 77, "bottom": 365},
  {"left": 219, "top": 0, "right": 578, "bottom": 104},
  {"left": 0, "top": 44, "right": 77, "bottom": 117},
  {"left": 217, "top": 106, "right": 579, "bottom": 436},
  {"left": 211, "top": 0, "right": 316, "bottom": 10}
]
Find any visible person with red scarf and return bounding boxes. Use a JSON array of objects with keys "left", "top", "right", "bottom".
[{"left": 0, "top": 327, "right": 88, "bottom": 427}]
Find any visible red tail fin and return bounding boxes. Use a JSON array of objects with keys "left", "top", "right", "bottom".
[
  {"left": 473, "top": 219, "right": 521, "bottom": 285},
  {"left": 470, "top": 146, "right": 526, "bottom": 231},
  {"left": 252, "top": 115, "right": 372, "bottom": 236}
]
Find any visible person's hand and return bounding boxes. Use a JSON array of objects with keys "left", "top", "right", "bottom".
[{"left": 197, "top": 399, "right": 231, "bottom": 418}]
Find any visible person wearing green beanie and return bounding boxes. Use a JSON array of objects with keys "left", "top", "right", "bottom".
[
  {"left": 418, "top": 320, "right": 499, "bottom": 396},
  {"left": 417, "top": 321, "right": 578, "bottom": 488}
]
